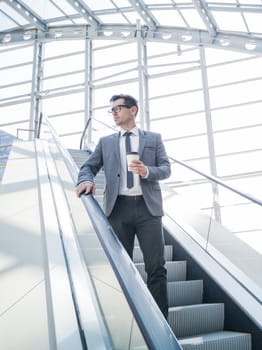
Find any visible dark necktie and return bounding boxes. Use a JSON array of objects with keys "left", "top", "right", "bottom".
[{"left": 124, "top": 132, "right": 134, "bottom": 188}]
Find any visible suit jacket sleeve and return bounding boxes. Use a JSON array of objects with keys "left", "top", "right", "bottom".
[
  {"left": 77, "top": 139, "right": 103, "bottom": 186},
  {"left": 142, "top": 132, "right": 170, "bottom": 182}
]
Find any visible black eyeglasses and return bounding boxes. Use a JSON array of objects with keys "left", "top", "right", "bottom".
[{"left": 108, "top": 104, "right": 132, "bottom": 114}]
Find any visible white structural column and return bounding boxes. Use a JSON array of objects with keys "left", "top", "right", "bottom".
[
  {"left": 30, "top": 40, "right": 43, "bottom": 140},
  {"left": 84, "top": 37, "right": 93, "bottom": 146},
  {"left": 143, "top": 42, "right": 150, "bottom": 131},
  {"left": 136, "top": 20, "right": 150, "bottom": 131},
  {"left": 199, "top": 46, "right": 221, "bottom": 223}
]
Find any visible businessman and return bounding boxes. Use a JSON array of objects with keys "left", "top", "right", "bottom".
[{"left": 76, "top": 94, "right": 171, "bottom": 318}]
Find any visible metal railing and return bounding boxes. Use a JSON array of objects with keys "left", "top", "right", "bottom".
[{"left": 163, "top": 156, "right": 262, "bottom": 307}]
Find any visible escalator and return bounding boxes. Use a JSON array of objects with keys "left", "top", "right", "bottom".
[
  {"left": 0, "top": 132, "right": 179, "bottom": 348},
  {"left": 0, "top": 115, "right": 261, "bottom": 349},
  {"left": 69, "top": 148, "right": 260, "bottom": 350}
]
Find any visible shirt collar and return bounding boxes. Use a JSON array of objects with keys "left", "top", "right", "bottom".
[{"left": 120, "top": 126, "right": 138, "bottom": 136}]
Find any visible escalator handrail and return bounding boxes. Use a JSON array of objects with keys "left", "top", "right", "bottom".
[
  {"left": 78, "top": 117, "right": 261, "bottom": 206},
  {"left": 80, "top": 117, "right": 92, "bottom": 150},
  {"left": 169, "top": 156, "right": 262, "bottom": 206},
  {"left": 43, "top": 115, "right": 182, "bottom": 350},
  {"left": 77, "top": 114, "right": 261, "bottom": 206}
]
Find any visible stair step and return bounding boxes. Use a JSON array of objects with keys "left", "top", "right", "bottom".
[
  {"left": 135, "top": 260, "right": 187, "bottom": 282},
  {"left": 179, "top": 330, "right": 252, "bottom": 350},
  {"left": 68, "top": 148, "right": 90, "bottom": 168},
  {"left": 168, "top": 280, "right": 203, "bottom": 307},
  {"left": 94, "top": 174, "right": 105, "bottom": 185},
  {"left": 133, "top": 244, "right": 173, "bottom": 263},
  {"left": 168, "top": 303, "right": 224, "bottom": 338}
]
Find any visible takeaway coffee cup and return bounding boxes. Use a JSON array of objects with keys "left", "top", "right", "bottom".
[{"left": 126, "top": 152, "right": 139, "bottom": 171}]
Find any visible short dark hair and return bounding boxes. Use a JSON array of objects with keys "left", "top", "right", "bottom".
[{"left": 110, "top": 94, "right": 139, "bottom": 115}]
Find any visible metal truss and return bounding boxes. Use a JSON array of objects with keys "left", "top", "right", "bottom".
[
  {"left": 1, "top": 0, "right": 262, "bottom": 54},
  {"left": 1, "top": 24, "right": 262, "bottom": 55}
]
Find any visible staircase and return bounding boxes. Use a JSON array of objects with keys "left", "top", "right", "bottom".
[
  {"left": 134, "top": 245, "right": 251, "bottom": 350},
  {"left": 69, "top": 149, "right": 252, "bottom": 350}
]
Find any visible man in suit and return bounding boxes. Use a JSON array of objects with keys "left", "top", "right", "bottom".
[{"left": 76, "top": 94, "right": 171, "bottom": 318}]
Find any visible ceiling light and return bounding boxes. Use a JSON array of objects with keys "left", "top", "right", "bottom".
[
  {"left": 2, "top": 33, "right": 12, "bottom": 43},
  {"left": 245, "top": 40, "right": 256, "bottom": 51},
  {"left": 74, "top": 29, "right": 82, "bottom": 36},
  {"left": 54, "top": 31, "right": 63, "bottom": 38},
  {"left": 23, "top": 31, "right": 32, "bottom": 40},
  {"left": 219, "top": 37, "right": 230, "bottom": 47},
  {"left": 120, "top": 31, "right": 131, "bottom": 38},
  {"left": 104, "top": 30, "right": 113, "bottom": 37},
  {"left": 162, "top": 32, "right": 172, "bottom": 40},
  {"left": 181, "top": 32, "right": 192, "bottom": 42}
]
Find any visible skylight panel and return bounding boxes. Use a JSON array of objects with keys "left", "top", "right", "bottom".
[
  {"left": 144, "top": 0, "right": 190, "bottom": 3},
  {"left": 211, "top": 11, "right": 247, "bottom": 32},
  {"left": 123, "top": 11, "right": 148, "bottom": 25},
  {"left": 70, "top": 17, "right": 90, "bottom": 25},
  {"left": 53, "top": 0, "right": 79, "bottom": 15},
  {"left": 207, "top": 0, "right": 237, "bottom": 3},
  {"left": 96, "top": 13, "right": 131, "bottom": 24},
  {"left": 244, "top": 12, "right": 262, "bottom": 34},
  {"left": 82, "top": 0, "right": 115, "bottom": 11},
  {"left": 113, "top": 0, "right": 132, "bottom": 6},
  {"left": 180, "top": 9, "right": 207, "bottom": 30},
  {"left": 0, "top": 11, "right": 19, "bottom": 32},
  {"left": 51, "top": 19, "right": 77, "bottom": 26},
  {"left": 0, "top": 3, "right": 28, "bottom": 29},
  {"left": 151, "top": 9, "right": 186, "bottom": 27},
  {"left": 22, "top": 0, "right": 64, "bottom": 19},
  {"left": 234, "top": 0, "right": 261, "bottom": 3}
]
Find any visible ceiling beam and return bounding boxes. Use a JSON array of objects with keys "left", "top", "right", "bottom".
[
  {"left": 1, "top": 25, "right": 262, "bottom": 55},
  {"left": 65, "top": 0, "right": 100, "bottom": 28},
  {"left": 128, "top": 0, "right": 157, "bottom": 31},
  {"left": 192, "top": 0, "right": 217, "bottom": 36},
  {"left": 7, "top": 0, "right": 47, "bottom": 32}
]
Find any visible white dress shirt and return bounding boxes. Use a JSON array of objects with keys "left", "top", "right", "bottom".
[{"left": 119, "top": 127, "right": 143, "bottom": 196}]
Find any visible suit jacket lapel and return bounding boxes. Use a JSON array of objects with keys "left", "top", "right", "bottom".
[
  {"left": 138, "top": 129, "right": 146, "bottom": 156},
  {"left": 112, "top": 132, "right": 120, "bottom": 161}
]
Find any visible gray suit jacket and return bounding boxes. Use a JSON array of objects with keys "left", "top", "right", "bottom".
[{"left": 77, "top": 129, "right": 171, "bottom": 217}]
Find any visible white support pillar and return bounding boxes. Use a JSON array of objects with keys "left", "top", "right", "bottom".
[
  {"left": 84, "top": 38, "right": 93, "bottom": 146},
  {"left": 199, "top": 45, "right": 221, "bottom": 223},
  {"left": 30, "top": 40, "right": 43, "bottom": 140},
  {"left": 136, "top": 20, "right": 149, "bottom": 131},
  {"left": 143, "top": 42, "right": 150, "bottom": 131}
]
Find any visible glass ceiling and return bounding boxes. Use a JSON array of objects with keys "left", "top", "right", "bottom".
[{"left": 1, "top": 0, "right": 262, "bottom": 53}]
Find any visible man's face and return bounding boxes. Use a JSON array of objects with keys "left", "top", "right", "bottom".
[{"left": 110, "top": 98, "right": 136, "bottom": 129}]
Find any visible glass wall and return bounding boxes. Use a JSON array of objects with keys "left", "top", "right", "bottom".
[
  {"left": 0, "top": 36, "right": 261, "bottom": 202},
  {"left": 0, "top": 43, "right": 34, "bottom": 139}
]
